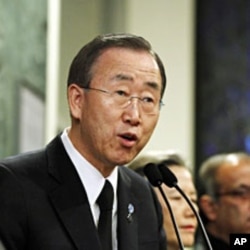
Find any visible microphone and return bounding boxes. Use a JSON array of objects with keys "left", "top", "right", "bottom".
[
  {"left": 144, "top": 163, "right": 185, "bottom": 250},
  {"left": 158, "top": 163, "right": 213, "bottom": 250}
]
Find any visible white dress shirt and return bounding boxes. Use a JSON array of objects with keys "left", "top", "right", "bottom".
[{"left": 61, "top": 129, "right": 118, "bottom": 250}]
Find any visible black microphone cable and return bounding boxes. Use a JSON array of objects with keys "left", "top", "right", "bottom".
[
  {"left": 144, "top": 163, "right": 185, "bottom": 250},
  {"left": 158, "top": 163, "right": 213, "bottom": 250}
]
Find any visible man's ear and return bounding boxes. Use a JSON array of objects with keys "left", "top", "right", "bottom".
[
  {"left": 67, "top": 84, "right": 84, "bottom": 120},
  {"left": 199, "top": 194, "right": 218, "bottom": 221}
]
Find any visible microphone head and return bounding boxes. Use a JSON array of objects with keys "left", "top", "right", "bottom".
[
  {"left": 143, "top": 163, "right": 163, "bottom": 187},
  {"left": 158, "top": 163, "right": 178, "bottom": 187}
]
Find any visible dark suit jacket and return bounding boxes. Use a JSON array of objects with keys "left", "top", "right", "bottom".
[{"left": 0, "top": 135, "right": 166, "bottom": 250}]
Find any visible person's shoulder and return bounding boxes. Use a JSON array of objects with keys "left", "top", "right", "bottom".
[
  {"left": 0, "top": 134, "right": 62, "bottom": 172},
  {"left": 119, "top": 165, "right": 146, "bottom": 181},
  {"left": 0, "top": 149, "right": 45, "bottom": 168},
  {"left": 118, "top": 165, "right": 151, "bottom": 190},
  {"left": 0, "top": 147, "right": 49, "bottom": 184}
]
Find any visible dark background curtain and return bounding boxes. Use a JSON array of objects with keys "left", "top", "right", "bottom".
[{"left": 195, "top": 0, "right": 250, "bottom": 187}]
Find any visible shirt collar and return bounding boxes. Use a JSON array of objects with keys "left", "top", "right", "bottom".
[{"left": 60, "top": 128, "right": 118, "bottom": 207}]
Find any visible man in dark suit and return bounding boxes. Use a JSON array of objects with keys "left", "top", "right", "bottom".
[{"left": 0, "top": 33, "right": 167, "bottom": 250}]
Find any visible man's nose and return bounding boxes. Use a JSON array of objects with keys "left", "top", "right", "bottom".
[{"left": 122, "top": 99, "right": 142, "bottom": 125}]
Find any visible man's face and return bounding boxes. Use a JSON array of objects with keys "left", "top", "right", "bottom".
[
  {"left": 71, "top": 47, "right": 162, "bottom": 174},
  {"left": 212, "top": 160, "right": 250, "bottom": 240}
]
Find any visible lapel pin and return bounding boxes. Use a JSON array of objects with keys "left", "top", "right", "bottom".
[{"left": 127, "top": 203, "right": 134, "bottom": 223}]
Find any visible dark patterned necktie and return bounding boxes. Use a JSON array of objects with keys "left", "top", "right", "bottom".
[{"left": 96, "top": 180, "right": 114, "bottom": 250}]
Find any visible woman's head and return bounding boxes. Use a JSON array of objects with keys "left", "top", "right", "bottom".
[
  {"left": 129, "top": 150, "right": 198, "bottom": 249},
  {"left": 156, "top": 163, "right": 198, "bottom": 249}
]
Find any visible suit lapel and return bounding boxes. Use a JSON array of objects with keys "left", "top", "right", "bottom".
[
  {"left": 117, "top": 168, "right": 138, "bottom": 250},
  {"left": 46, "top": 136, "right": 101, "bottom": 250}
]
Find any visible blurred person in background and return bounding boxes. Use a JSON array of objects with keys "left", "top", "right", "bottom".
[
  {"left": 196, "top": 152, "right": 250, "bottom": 250},
  {"left": 129, "top": 151, "right": 198, "bottom": 250}
]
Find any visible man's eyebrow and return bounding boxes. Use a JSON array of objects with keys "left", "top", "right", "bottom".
[
  {"left": 146, "top": 81, "right": 161, "bottom": 91},
  {"left": 113, "top": 74, "right": 161, "bottom": 91},
  {"left": 113, "top": 74, "right": 133, "bottom": 81},
  {"left": 237, "top": 184, "right": 250, "bottom": 189}
]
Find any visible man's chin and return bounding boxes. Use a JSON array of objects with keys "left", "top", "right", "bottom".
[{"left": 113, "top": 152, "right": 138, "bottom": 166}]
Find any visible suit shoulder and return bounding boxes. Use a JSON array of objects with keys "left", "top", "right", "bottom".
[
  {"left": 0, "top": 135, "right": 62, "bottom": 173},
  {"left": 0, "top": 149, "right": 46, "bottom": 171},
  {"left": 118, "top": 165, "right": 152, "bottom": 192},
  {"left": 119, "top": 165, "right": 146, "bottom": 181}
]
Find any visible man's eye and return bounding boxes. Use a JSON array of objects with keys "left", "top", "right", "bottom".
[
  {"left": 142, "top": 97, "right": 154, "bottom": 103},
  {"left": 115, "top": 90, "right": 127, "bottom": 96},
  {"left": 232, "top": 190, "right": 246, "bottom": 196}
]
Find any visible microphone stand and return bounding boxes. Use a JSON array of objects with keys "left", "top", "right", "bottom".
[
  {"left": 158, "top": 185, "right": 185, "bottom": 250},
  {"left": 174, "top": 184, "right": 213, "bottom": 250},
  {"left": 144, "top": 163, "right": 185, "bottom": 250},
  {"left": 158, "top": 164, "right": 213, "bottom": 250}
]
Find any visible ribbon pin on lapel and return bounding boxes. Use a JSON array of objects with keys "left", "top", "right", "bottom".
[{"left": 127, "top": 203, "right": 134, "bottom": 223}]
